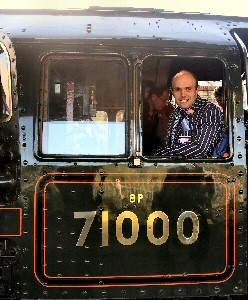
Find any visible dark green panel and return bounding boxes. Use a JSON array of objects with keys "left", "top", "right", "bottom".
[{"left": 34, "top": 172, "right": 232, "bottom": 286}]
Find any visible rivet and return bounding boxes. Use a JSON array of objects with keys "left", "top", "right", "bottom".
[{"left": 215, "top": 286, "right": 220, "bottom": 292}]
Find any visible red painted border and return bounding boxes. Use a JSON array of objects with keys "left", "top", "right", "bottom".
[{"left": 34, "top": 172, "right": 236, "bottom": 288}]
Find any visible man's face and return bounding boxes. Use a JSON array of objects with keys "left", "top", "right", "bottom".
[
  {"left": 215, "top": 96, "right": 223, "bottom": 108},
  {"left": 172, "top": 72, "right": 199, "bottom": 109},
  {"left": 151, "top": 90, "right": 169, "bottom": 111}
]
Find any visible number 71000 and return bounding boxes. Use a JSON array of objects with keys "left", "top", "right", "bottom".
[{"left": 74, "top": 210, "right": 199, "bottom": 247}]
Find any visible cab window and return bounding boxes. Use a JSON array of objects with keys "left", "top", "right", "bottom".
[
  {"left": 142, "top": 56, "right": 229, "bottom": 158},
  {"left": 41, "top": 55, "right": 127, "bottom": 156}
]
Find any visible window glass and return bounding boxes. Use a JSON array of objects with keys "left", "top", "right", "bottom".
[
  {"left": 0, "top": 44, "right": 12, "bottom": 122},
  {"left": 142, "top": 57, "right": 228, "bottom": 158},
  {"left": 41, "top": 56, "right": 127, "bottom": 156}
]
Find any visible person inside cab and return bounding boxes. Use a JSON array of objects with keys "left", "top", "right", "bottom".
[
  {"left": 143, "top": 83, "right": 175, "bottom": 155},
  {"left": 154, "top": 70, "right": 227, "bottom": 158},
  {"left": 213, "top": 86, "right": 224, "bottom": 110}
]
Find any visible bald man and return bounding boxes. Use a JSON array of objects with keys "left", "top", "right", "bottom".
[{"left": 154, "top": 70, "right": 226, "bottom": 158}]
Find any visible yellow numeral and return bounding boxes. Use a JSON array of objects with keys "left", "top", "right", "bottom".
[{"left": 75, "top": 210, "right": 199, "bottom": 247}]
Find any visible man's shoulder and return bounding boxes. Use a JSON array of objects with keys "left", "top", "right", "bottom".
[
  {"left": 198, "top": 99, "right": 222, "bottom": 114},
  {"left": 195, "top": 99, "right": 224, "bottom": 125}
]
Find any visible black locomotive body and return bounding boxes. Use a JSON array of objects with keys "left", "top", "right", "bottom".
[{"left": 0, "top": 7, "right": 247, "bottom": 299}]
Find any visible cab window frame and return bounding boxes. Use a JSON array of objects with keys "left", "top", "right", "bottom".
[
  {"left": 141, "top": 55, "right": 231, "bottom": 161},
  {"left": 39, "top": 53, "right": 130, "bottom": 160}
]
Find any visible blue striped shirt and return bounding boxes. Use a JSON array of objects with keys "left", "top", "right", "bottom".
[{"left": 154, "top": 96, "right": 225, "bottom": 158}]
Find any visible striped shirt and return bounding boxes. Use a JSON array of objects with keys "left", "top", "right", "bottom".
[{"left": 154, "top": 96, "right": 225, "bottom": 158}]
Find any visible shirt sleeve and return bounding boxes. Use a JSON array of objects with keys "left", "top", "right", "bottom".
[{"left": 155, "top": 104, "right": 224, "bottom": 158}]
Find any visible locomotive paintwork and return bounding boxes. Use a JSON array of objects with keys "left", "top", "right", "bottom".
[{"left": 0, "top": 7, "right": 247, "bottom": 299}]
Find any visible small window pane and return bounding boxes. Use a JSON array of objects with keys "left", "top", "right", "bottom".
[{"left": 42, "top": 56, "right": 127, "bottom": 156}]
